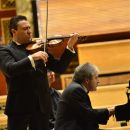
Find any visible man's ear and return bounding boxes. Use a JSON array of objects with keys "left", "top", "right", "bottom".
[
  {"left": 85, "top": 79, "right": 89, "bottom": 85},
  {"left": 11, "top": 29, "right": 16, "bottom": 35}
]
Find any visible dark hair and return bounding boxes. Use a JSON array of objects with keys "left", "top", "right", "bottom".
[
  {"left": 9, "top": 15, "right": 27, "bottom": 37},
  {"left": 73, "top": 62, "right": 99, "bottom": 84}
]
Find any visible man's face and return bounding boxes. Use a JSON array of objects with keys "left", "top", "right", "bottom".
[
  {"left": 47, "top": 71, "right": 55, "bottom": 86},
  {"left": 12, "top": 20, "right": 32, "bottom": 44},
  {"left": 86, "top": 73, "right": 99, "bottom": 91}
]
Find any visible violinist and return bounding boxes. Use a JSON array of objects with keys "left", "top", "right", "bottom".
[{"left": 0, "top": 15, "right": 78, "bottom": 130}]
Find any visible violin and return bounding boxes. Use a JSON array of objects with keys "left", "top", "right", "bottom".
[
  {"left": 25, "top": 35, "right": 70, "bottom": 53},
  {"left": 26, "top": 35, "right": 88, "bottom": 53}
]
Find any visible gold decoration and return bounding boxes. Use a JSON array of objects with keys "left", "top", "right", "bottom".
[
  {"left": 0, "top": 0, "right": 16, "bottom": 10},
  {"left": 1, "top": 18, "right": 11, "bottom": 44}
]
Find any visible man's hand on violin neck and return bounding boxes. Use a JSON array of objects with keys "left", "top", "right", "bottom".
[
  {"left": 67, "top": 33, "right": 79, "bottom": 49},
  {"left": 31, "top": 51, "right": 48, "bottom": 63}
]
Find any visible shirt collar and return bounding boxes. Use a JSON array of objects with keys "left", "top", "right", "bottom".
[
  {"left": 81, "top": 84, "right": 88, "bottom": 93},
  {"left": 13, "top": 40, "right": 21, "bottom": 45}
]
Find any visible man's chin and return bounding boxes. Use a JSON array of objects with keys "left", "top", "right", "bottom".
[{"left": 24, "top": 39, "right": 32, "bottom": 44}]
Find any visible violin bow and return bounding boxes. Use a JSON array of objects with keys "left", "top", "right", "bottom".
[
  {"left": 44, "top": 0, "right": 48, "bottom": 52},
  {"left": 37, "top": 0, "right": 48, "bottom": 52},
  {"left": 36, "top": 0, "right": 48, "bottom": 67}
]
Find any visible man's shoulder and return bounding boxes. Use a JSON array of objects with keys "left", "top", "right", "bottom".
[
  {"left": 50, "top": 87, "right": 61, "bottom": 96},
  {"left": 0, "top": 43, "right": 11, "bottom": 51},
  {"left": 0, "top": 42, "right": 13, "bottom": 49},
  {"left": 62, "top": 82, "right": 83, "bottom": 95},
  {"left": 68, "top": 81, "right": 82, "bottom": 90}
]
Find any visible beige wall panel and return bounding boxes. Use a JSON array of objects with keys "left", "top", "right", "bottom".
[{"left": 77, "top": 39, "right": 130, "bottom": 74}]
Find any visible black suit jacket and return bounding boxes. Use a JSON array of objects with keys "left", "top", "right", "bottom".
[
  {"left": 55, "top": 82, "right": 109, "bottom": 130},
  {"left": 49, "top": 88, "right": 61, "bottom": 129},
  {"left": 0, "top": 41, "right": 75, "bottom": 116}
]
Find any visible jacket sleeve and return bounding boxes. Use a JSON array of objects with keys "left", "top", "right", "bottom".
[
  {"left": 47, "top": 48, "right": 76, "bottom": 74},
  {"left": 69, "top": 87, "right": 109, "bottom": 125},
  {"left": 0, "top": 46, "right": 32, "bottom": 77}
]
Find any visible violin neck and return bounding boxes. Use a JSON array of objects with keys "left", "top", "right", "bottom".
[
  {"left": 47, "top": 35, "right": 70, "bottom": 40},
  {"left": 47, "top": 35, "right": 88, "bottom": 43}
]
